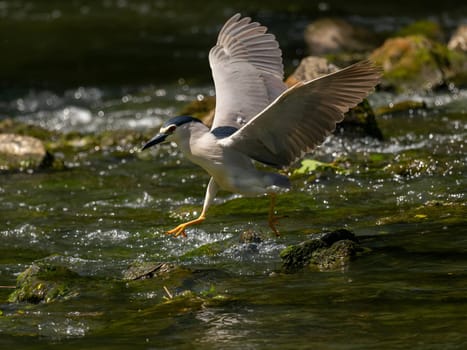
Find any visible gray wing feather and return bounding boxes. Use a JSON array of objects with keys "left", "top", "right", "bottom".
[
  {"left": 209, "top": 14, "right": 287, "bottom": 130},
  {"left": 220, "top": 60, "right": 382, "bottom": 168}
]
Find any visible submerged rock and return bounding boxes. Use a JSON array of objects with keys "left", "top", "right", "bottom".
[
  {"left": 8, "top": 263, "right": 81, "bottom": 304},
  {"left": 0, "top": 133, "right": 53, "bottom": 172},
  {"left": 280, "top": 229, "right": 362, "bottom": 273}
]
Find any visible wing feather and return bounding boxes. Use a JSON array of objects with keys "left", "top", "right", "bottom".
[
  {"left": 220, "top": 60, "right": 382, "bottom": 167},
  {"left": 209, "top": 14, "right": 287, "bottom": 130}
]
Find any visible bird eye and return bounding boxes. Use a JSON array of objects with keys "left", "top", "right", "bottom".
[{"left": 167, "top": 125, "right": 177, "bottom": 133}]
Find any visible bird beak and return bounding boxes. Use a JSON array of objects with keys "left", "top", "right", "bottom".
[{"left": 141, "top": 133, "right": 168, "bottom": 150}]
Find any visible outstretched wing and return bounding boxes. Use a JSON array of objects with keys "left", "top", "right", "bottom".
[
  {"left": 209, "top": 13, "right": 287, "bottom": 130},
  {"left": 220, "top": 60, "right": 382, "bottom": 168}
]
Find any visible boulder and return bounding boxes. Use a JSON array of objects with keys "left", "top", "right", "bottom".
[
  {"left": 370, "top": 35, "right": 467, "bottom": 91},
  {"left": 280, "top": 229, "right": 362, "bottom": 273},
  {"left": 0, "top": 133, "right": 53, "bottom": 172},
  {"left": 8, "top": 263, "right": 81, "bottom": 304},
  {"left": 304, "top": 18, "right": 377, "bottom": 55}
]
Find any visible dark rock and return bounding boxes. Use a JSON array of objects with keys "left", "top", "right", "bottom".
[
  {"left": 338, "top": 99, "right": 384, "bottom": 140},
  {"left": 280, "top": 229, "right": 362, "bottom": 273},
  {"left": 304, "top": 18, "right": 377, "bottom": 55},
  {"left": 280, "top": 239, "right": 327, "bottom": 273},
  {"left": 8, "top": 263, "right": 81, "bottom": 303},
  {"left": 319, "top": 228, "right": 359, "bottom": 246},
  {"left": 310, "top": 240, "right": 362, "bottom": 271}
]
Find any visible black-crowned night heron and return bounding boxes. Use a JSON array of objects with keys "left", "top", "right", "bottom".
[{"left": 142, "top": 14, "right": 381, "bottom": 237}]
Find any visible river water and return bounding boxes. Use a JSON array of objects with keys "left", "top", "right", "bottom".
[{"left": 1, "top": 2, "right": 467, "bottom": 349}]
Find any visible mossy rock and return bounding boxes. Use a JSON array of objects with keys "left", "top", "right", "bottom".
[
  {"left": 370, "top": 34, "right": 467, "bottom": 91},
  {"left": 8, "top": 263, "right": 81, "bottom": 304},
  {"left": 310, "top": 240, "right": 362, "bottom": 271},
  {"left": 280, "top": 229, "right": 361, "bottom": 273}
]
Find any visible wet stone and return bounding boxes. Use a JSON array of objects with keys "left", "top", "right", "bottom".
[
  {"left": 122, "top": 261, "right": 179, "bottom": 281},
  {"left": 310, "top": 240, "right": 362, "bottom": 271},
  {"left": 8, "top": 263, "right": 81, "bottom": 304},
  {"left": 280, "top": 229, "right": 362, "bottom": 273}
]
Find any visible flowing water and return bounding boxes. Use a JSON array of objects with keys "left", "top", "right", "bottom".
[
  {"left": 1, "top": 2, "right": 467, "bottom": 349},
  {"left": 0, "top": 82, "right": 466, "bottom": 349}
]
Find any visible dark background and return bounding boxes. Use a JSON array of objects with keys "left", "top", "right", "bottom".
[{"left": 1, "top": 0, "right": 466, "bottom": 88}]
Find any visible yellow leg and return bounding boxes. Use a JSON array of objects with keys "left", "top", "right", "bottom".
[
  {"left": 268, "top": 193, "right": 284, "bottom": 236},
  {"left": 166, "top": 177, "right": 218, "bottom": 238}
]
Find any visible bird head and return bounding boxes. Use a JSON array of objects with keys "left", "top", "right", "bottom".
[{"left": 141, "top": 115, "right": 203, "bottom": 150}]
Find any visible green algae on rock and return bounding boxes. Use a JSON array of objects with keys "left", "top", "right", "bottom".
[
  {"left": 370, "top": 34, "right": 467, "bottom": 91},
  {"left": 8, "top": 263, "right": 81, "bottom": 304},
  {"left": 280, "top": 229, "right": 362, "bottom": 273}
]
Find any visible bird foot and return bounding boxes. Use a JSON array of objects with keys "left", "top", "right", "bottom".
[
  {"left": 166, "top": 224, "right": 188, "bottom": 238},
  {"left": 165, "top": 216, "right": 206, "bottom": 238}
]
